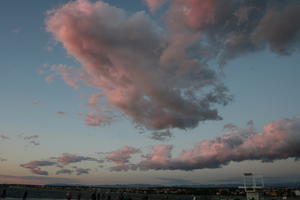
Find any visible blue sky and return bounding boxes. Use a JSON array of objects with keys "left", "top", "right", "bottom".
[{"left": 0, "top": 0, "right": 300, "bottom": 185}]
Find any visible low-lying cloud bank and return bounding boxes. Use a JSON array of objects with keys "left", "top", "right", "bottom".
[
  {"left": 20, "top": 153, "right": 103, "bottom": 176},
  {"left": 109, "top": 116, "right": 300, "bottom": 171},
  {"left": 21, "top": 116, "right": 300, "bottom": 174}
]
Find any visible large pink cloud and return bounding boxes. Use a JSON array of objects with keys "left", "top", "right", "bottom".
[
  {"left": 46, "top": 0, "right": 230, "bottom": 131},
  {"left": 45, "top": 0, "right": 300, "bottom": 132}
]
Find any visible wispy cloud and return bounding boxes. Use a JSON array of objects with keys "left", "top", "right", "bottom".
[{"left": 22, "top": 135, "right": 40, "bottom": 147}]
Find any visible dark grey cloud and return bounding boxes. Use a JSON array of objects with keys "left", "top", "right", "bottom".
[
  {"left": 252, "top": 1, "right": 300, "bottom": 54},
  {"left": 20, "top": 160, "right": 57, "bottom": 176},
  {"left": 24, "top": 135, "right": 39, "bottom": 140},
  {"left": 56, "top": 169, "right": 73, "bottom": 175},
  {"left": 53, "top": 153, "right": 103, "bottom": 165},
  {"left": 73, "top": 167, "right": 91, "bottom": 175},
  {"left": 150, "top": 130, "right": 173, "bottom": 141},
  {"left": 223, "top": 123, "right": 237, "bottom": 130}
]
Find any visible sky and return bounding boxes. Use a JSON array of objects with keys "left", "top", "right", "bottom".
[{"left": 0, "top": 0, "right": 300, "bottom": 186}]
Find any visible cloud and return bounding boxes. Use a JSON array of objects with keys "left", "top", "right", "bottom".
[
  {"left": 149, "top": 130, "right": 173, "bottom": 141},
  {"left": 45, "top": 74, "right": 54, "bottom": 82},
  {"left": 88, "top": 93, "right": 102, "bottom": 107},
  {"left": 23, "top": 135, "right": 40, "bottom": 146},
  {"left": 24, "top": 135, "right": 39, "bottom": 140},
  {"left": 105, "top": 146, "right": 140, "bottom": 171},
  {"left": 46, "top": 0, "right": 231, "bottom": 131},
  {"left": 55, "top": 111, "right": 66, "bottom": 115},
  {"left": 48, "top": 64, "right": 82, "bottom": 89},
  {"left": 223, "top": 123, "right": 237, "bottom": 130},
  {"left": 29, "top": 141, "right": 40, "bottom": 146},
  {"left": 73, "top": 167, "right": 91, "bottom": 175},
  {"left": 85, "top": 112, "right": 112, "bottom": 126},
  {"left": 45, "top": 0, "right": 300, "bottom": 134},
  {"left": 163, "top": 0, "right": 300, "bottom": 63},
  {"left": 108, "top": 116, "right": 300, "bottom": 171},
  {"left": 53, "top": 153, "right": 102, "bottom": 165},
  {"left": 252, "top": 2, "right": 300, "bottom": 54},
  {"left": 20, "top": 160, "right": 57, "bottom": 176},
  {"left": 21, "top": 153, "right": 102, "bottom": 175},
  {"left": 135, "top": 144, "right": 173, "bottom": 170},
  {"left": 0, "top": 135, "right": 9, "bottom": 141},
  {"left": 56, "top": 169, "right": 73, "bottom": 175},
  {"left": 32, "top": 100, "right": 40, "bottom": 105},
  {"left": 144, "top": 0, "right": 168, "bottom": 12}
]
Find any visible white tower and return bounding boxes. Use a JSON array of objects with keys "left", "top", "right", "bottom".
[{"left": 239, "top": 173, "right": 264, "bottom": 200}]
